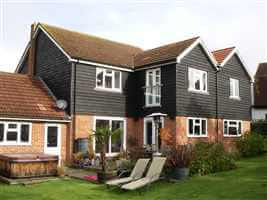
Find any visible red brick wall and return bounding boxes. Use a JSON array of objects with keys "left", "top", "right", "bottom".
[{"left": 73, "top": 115, "right": 93, "bottom": 139}]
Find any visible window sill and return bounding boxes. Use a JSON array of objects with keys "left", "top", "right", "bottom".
[
  {"left": 187, "top": 135, "right": 208, "bottom": 138},
  {"left": 229, "top": 96, "right": 241, "bottom": 101},
  {"left": 188, "top": 88, "right": 209, "bottom": 95},
  {"left": 145, "top": 104, "right": 161, "bottom": 108},
  {"left": 95, "top": 152, "right": 120, "bottom": 157},
  {"left": 0, "top": 143, "right": 32, "bottom": 146},
  {"left": 224, "top": 135, "right": 242, "bottom": 138},
  {"left": 94, "top": 87, "right": 122, "bottom": 93}
]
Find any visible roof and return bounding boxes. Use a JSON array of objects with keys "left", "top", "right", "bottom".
[
  {"left": 134, "top": 37, "right": 200, "bottom": 67},
  {"left": 39, "top": 23, "right": 143, "bottom": 69},
  {"left": 212, "top": 47, "right": 235, "bottom": 65},
  {"left": 254, "top": 63, "right": 267, "bottom": 107},
  {"left": 0, "top": 72, "right": 68, "bottom": 121}
]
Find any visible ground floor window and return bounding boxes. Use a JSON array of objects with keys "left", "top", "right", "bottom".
[
  {"left": 187, "top": 118, "right": 207, "bottom": 137},
  {"left": 0, "top": 122, "right": 32, "bottom": 145},
  {"left": 94, "top": 117, "right": 126, "bottom": 155},
  {"left": 224, "top": 120, "right": 242, "bottom": 136}
]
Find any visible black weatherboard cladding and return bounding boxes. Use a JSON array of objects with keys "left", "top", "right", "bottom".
[
  {"left": 217, "top": 54, "right": 251, "bottom": 120},
  {"left": 133, "top": 63, "right": 177, "bottom": 118},
  {"left": 74, "top": 63, "right": 129, "bottom": 117},
  {"left": 176, "top": 44, "right": 217, "bottom": 118},
  {"left": 34, "top": 31, "right": 72, "bottom": 113},
  {"left": 18, "top": 55, "right": 29, "bottom": 74}
]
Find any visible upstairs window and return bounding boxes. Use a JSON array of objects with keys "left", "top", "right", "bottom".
[
  {"left": 188, "top": 68, "right": 207, "bottom": 93},
  {"left": 145, "top": 68, "right": 161, "bottom": 106},
  {"left": 224, "top": 120, "right": 242, "bottom": 136},
  {"left": 230, "top": 78, "right": 239, "bottom": 99},
  {"left": 96, "top": 68, "right": 121, "bottom": 92},
  {"left": 0, "top": 122, "right": 31, "bottom": 145}
]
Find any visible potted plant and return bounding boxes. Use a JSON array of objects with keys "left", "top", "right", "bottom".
[
  {"left": 161, "top": 128, "right": 192, "bottom": 180},
  {"left": 89, "top": 126, "right": 121, "bottom": 183}
]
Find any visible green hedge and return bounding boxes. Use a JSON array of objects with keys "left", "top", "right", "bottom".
[
  {"left": 190, "top": 142, "right": 236, "bottom": 176},
  {"left": 236, "top": 132, "right": 266, "bottom": 157}
]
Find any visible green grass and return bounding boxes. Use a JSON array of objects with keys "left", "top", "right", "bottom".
[{"left": 1, "top": 155, "right": 267, "bottom": 200}]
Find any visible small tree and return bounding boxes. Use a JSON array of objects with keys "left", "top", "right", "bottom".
[{"left": 89, "top": 126, "right": 121, "bottom": 173}]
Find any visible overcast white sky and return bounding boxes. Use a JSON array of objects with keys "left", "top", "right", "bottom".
[{"left": 0, "top": 0, "right": 266, "bottom": 75}]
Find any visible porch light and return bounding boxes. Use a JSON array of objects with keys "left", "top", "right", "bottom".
[{"left": 146, "top": 112, "right": 167, "bottom": 156}]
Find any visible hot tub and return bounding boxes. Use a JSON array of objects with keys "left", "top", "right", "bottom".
[{"left": 0, "top": 153, "right": 58, "bottom": 178}]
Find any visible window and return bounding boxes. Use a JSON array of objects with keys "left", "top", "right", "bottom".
[
  {"left": 0, "top": 122, "right": 31, "bottom": 145},
  {"left": 188, "top": 118, "right": 207, "bottom": 137},
  {"left": 145, "top": 68, "right": 161, "bottom": 106},
  {"left": 47, "top": 126, "right": 58, "bottom": 147},
  {"left": 94, "top": 117, "right": 125, "bottom": 155},
  {"left": 188, "top": 68, "right": 208, "bottom": 93},
  {"left": 224, "top": 120, "right": 242, "bottom": 136},
  {"left": 96, "top": 68, "right": 121, "bottom": 92},
  {"left": 230, "top": 78, "right": 239, "bottom": 99}
]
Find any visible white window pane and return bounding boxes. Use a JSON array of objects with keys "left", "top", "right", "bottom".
[
  {"left": 194, "top": 125, "right": 200, "bottom": 135},
  {"left": 96, "top": 69, "right": 103, "bottom": 87},
  {"left": 189, "top": 119, "right": 193, "bottom": 135},
  {"left": 229, "top": 127, "right": 237, "bottom": 135},
  {"left": 230, "top": 79, "right": 234, "bottom": 96},
  {"left": 189, "top": 69, "right": 194, "bottom": 89},
  {"left": 202, "top": 73, "right": 207, "bottom": 91},
  {"left": 8, "top": 124, "right": 17, "bottom": 129},
  {"left": 195, "top": 79, "right": 200, "bottom": 90},
  {"left": 149, "top": 95, "right": 153, "bottom": 104},
  {"left": 47, "top": 127, "right": 58, "bottom": 147},
  {"left": 235, "top": 80, "right": 239, "bottom": 97},
  {"left": 95, "top": 120, "right": 109, "bottom": 153},
  {"left": 201, "top": 120, "right": 206, "bottom": 135},
  {"left": 111, "top": 121, "right": 124, "bottom": 152},
  {"left": 105, "top": 75, "right": 112, "bottom": 88},
  {"left": 114, "top": 71, "right": 120, "bottom": 89},
  {"left": 21, "top": 124, "right": 30, "bottom": 143},
  {"left": 0, "top": 124, "right": 4, "bottom": 142},
  {"left": 224, "top": 121, "right": 228, "bottom": 135},
  {"left": 7, "top": 131, "right": 17, "bottom": 141}
]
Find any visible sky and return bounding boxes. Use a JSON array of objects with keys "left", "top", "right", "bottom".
[{"left": 0, "top": 0, "right": 266, "bottom": 75}]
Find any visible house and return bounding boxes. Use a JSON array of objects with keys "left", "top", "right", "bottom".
[
  {"left": 0, "top": 72, "right": 71, "bottom": 163},
  {"left": 12, "top": 22, "right": 252, "bottom": 160},
  {"left": 252, "top": 63, "right": 267, "bottom": 120}
]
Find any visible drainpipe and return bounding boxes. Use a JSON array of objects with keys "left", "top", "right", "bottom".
[
  {"left": 71, "top": 61, "right": 77, "bottom": 155},
  {"left": 215, "top": 68, "right": 220, "bottom": 143}
]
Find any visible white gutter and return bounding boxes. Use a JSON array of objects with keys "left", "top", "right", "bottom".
[{"left": 0, "top": 117, "right": 71, "bottom": 123}]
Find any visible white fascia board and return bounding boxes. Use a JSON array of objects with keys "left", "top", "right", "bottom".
[
  {"left": 15, "top": 42, "right": 30, "bottom": 73},
  {"left": 176, "top": 38, "right": 218, "bottom": 69},
  {"left": 220, "top": 48, "right": 254, "bottom": 82},
  {"left": 37, "top": 25, "right": 72, "bottom": 60},
  {"left": 69, "top": 58, "right": 134, "bottom": 72},
  {"left": 0, "top": 117, "right": 71, "bottom": 123}
]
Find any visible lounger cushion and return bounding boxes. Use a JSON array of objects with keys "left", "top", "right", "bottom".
[
  {"left": 106, "top": 177, "right": 133, "bottom": 186},
  {"left": 121, "top": 178, "right": 150, "bottom": 190}
]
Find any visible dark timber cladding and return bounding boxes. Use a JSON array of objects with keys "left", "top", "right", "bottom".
[
  {"left": 133, "top": 62, "right": 176, "bottom": 118},
  {"left": 18, "top": 54, "right": 29, "bottom": 74},
  {"left": 217, "top": 54, "right": 251, "bottom": 120},
  {"left": 74, "top": 63, "right": 129, "bottom": 117},
  {"left": 176, "top": 44, "right": 217, "bottom": 118},
  {"left": 34, "top": 31, "right": 72, "bottom": 113}
]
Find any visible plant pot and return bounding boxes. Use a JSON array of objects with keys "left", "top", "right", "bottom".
[{"left": 171, "top": 167, "right": 189, "bottom": 180}]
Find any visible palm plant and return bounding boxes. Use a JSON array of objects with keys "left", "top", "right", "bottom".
[{"left": 89, "top": 126, "right": 122, "bottom": 173}]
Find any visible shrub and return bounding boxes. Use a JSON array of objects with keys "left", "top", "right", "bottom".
[
  {"left": 236, "top": 132, "right": 265, "bottom": 157},
  {"left": 190, "top": 142, "right": 236, "bottom": 176}
]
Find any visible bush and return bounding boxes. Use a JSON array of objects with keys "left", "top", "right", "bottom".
[
  {"left": 236, "top": 132, "right": 265, "bottom": 157},
  {"left": 190, "top": 142, "right": 236, "bottom": 176}
]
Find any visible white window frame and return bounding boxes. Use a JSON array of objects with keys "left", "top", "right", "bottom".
[
  {"left": 145, "top": 68, "right": 161, "bottom": 107},
  {"left": 230, "top": 78, "right": 240, "bottom": 99},
  {"left": 187, "top": 117, "right": 208, "bottom": 137},
  {"left": 188, "top": 67, "right": 208, "bottom": 94},
  {"left": 224, "top": 120, "right": 242, "bottom": 137},
  {"left": 93, "top": 116, "right": 126, "bottom": 157},
  {"left": 0, "top": 122, "right": 32, "bottom": 145},
  {"left": 95, "top": 67, "right": 122, "bottom": 92},
  {"left": 143, "top": 117, "right": 164, "bottom": 146}
]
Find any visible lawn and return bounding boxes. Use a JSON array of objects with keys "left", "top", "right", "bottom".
[{"left": 0, "top": 155, "right": 267, "bottom": 200}]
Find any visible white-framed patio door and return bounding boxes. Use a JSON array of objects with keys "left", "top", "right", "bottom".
[{"left": 44, "top": 124, "right": 61, "bottom": 161}]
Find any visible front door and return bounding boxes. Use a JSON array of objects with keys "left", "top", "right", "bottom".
[
  {"left": 44, "top": 124, "right": 61, "bottom": 159},
  {"left": 144, "top": 117, "right": 164, "bottom": 150}
]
